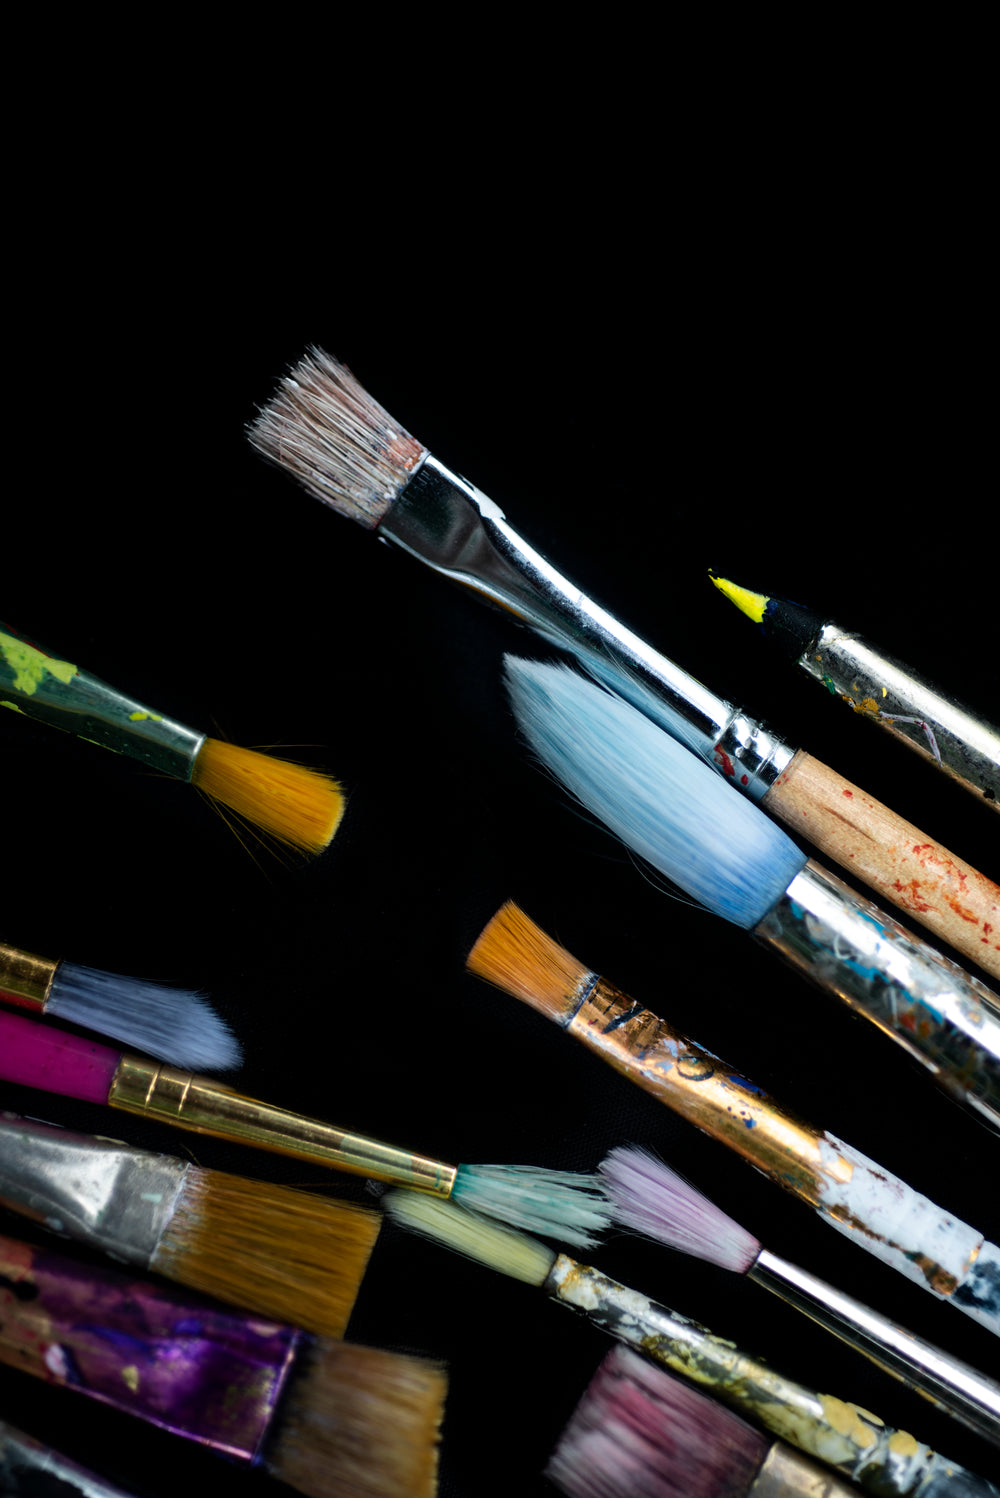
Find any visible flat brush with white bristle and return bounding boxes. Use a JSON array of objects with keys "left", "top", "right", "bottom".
[
  {"left": 504, "top": 655, "right": 1000, "bottom": 1134},
  {"left": 0, "top": 621, "right": 344, "bottom": 855},
  {"left": 249, "top": 348, "right": 1000, "bottom": 977},
  {"left": 384, "top": 1190, "right": 999, "bottom": 1498},
  {"left": 0, "top": 937, "right": 240, "bottom": 1071},
  {"left": 600, "top": 1145, "right": 1000, "bottom": 1446}
]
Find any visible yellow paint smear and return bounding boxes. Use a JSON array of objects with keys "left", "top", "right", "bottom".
[
  {"left": 122, "top": 1365, "right": 140, "bottom": 1391},
  {"left": 709, "top": 574, "right": 768, "bottom": 624},
  {"left": 0, "top": 631, "right": 78, "bottom": 696},
  {"left": 819, "top": 1394, "right": 880, "bottom": 1449},
  {"left": 888, "top": 1429, "right": 921, "bottom": 1457},
  {"left": 128, "top": 710, "right": 162, "bottom": 722}
]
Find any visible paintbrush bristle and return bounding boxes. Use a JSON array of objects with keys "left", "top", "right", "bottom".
[
  {"left": 467, "top": 899, "right": 592, "bottom": 1023},
  {"left": 47, "top": 961, "right": 242, "bottom": 1071},
  {"left": 249, "top": 347, "right": 426, "bottom": 530},
  {"left": 547, "top": 1345, "right": 768, "bottom": 1498},
  {"left": 152, "top": 1170, "right": 380, "bottom": 1339},
  {"left": 384, "top": 1189, "right": 557, "bottom": 1287},
  {"left": 269, "top": 1338, "right": 446, "bottom": 1498},
  {"left": 452, "top": 1162, "right": 612, "bottom": 1249},
  {"left": 504, "top": 657, "right": 807, "bottom": 929},
  {"left": 191, "top": 736, "right": 345, "bottom": 854},
  {"left": 599, "top": 1147, "right": 760, "bottom": 1273}
]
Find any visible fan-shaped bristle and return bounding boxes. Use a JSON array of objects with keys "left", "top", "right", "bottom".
[
  {"left": 269, "top": 1338, "right": 446, "bottom": 1498},
  {"left": 191, "top": 737, "right": 345, "bottom": 854},
  {"left": 48, "top": 962, "right": 242, "bottom": 1071},
  {"left": 249, "top": 346, "right": 426, "bottom": 529},
  {"left": 452, "top": 1162, "right": 612, "bottom": 1249},
  {"left": 384, "top": 1189, "right": 557, "bottom": 1287},
  {"left": 599, "top": 1147, "right": 760, "bottom": 1272},
  {"left": 152, "top": 1170, "right": 380, "bottom": 1339},
  {"left": 548, "top": 1345, "right": 768, "bottom": 1498},
  {"left": 504, "top": 657, "right": 807, "bottom": 929},
  {"left": 467, "top": 900, "right": 592, "bottom": 1022}
]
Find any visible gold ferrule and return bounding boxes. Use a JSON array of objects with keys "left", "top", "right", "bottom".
[
  {"left": 750, "top": 1441, "right": 860, "bottom": 1498},
  {"left": 0, "top": 942, "right": 57, "bottom": 1011},
  {"left": 569, "top": 978, "right": 851, "bottom": 1206},
  {"left": 108, "top": 1055, "right": 457, "bottom": 1195}
]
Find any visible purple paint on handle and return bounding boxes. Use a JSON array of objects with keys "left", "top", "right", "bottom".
[{"left": 0, "top": 1009, "right": 121, "bottom": 1102}]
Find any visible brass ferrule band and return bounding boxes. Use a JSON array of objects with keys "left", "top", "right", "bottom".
[
  {"left": 108, "top": 1054, "right": 458, "bottom": 1196},
  {"left": 0, "top": 943, "right": 57, "bottom": 1011},
  {"left": 750, "top": 1441, "right": 859, "bottom": 1498},
  {"left": 565, "top": 976, "right": 844, "bottom": 1205}
]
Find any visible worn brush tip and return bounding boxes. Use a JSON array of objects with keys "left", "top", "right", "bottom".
[
  {"left": 153, "top": 1170, "right": 380, "bottom": 1339},
  {"left": 452, "top": 1162, "right": 612, "bottom": 1249},
  {"left": 49, "top": 961, "right": 242, "bottom": 1071},
  {"left": 708, "top": 571, "right": 769, "bottom": 624},
  {"left": 249, "top": 346, "right": 426, "bottom": 530},
  {"left": 599, "top": 1147, "right": 760, "bottom": 1273},
  {"left": 547, "top": 1345, "right": 768, "bottom": 1498},
  {"left": 192, "top": 737, "right": 345, "bottom": 855},
  {"left": 467, "top": 900, "right": 592, "bottom": 1025},
  {"left": 384, "top": 1189, "right": 557, "bottom": 1287},
  {"left": 270, "top": 1337, "right": 446, "bottom": 1498}
]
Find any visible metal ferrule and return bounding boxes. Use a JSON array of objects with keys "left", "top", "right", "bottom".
[
  {"left": 801, "top": 625, "right": 1000, "bottom": 806},
  {"left": 383, "top": 460, "right": 794, "bottom": 797},
  {"left": 749, "top": 1442, "right": 860, "bottom": 1498},
  {"left": 108, "top": 1053, "right": 457, "bottom": 1195},
  {"left": 543, "top": 1254, "right": 978, "bottom": 1495},
  {"left": 0, "top": 622, "right": 203, "bottom": 779},
  {"left": 563, "top": 974, "right": 845, "bottom": 1205},
  {"left": 0, "top": 1114, "right": 186, "bottom": 1265},
  {"left": 748, "top": 1247, "right": 1000, "bottom": 1447},
  {"left": 755, "top": 860, "right": 1000, "bottom": 1132},
  {"left": 0, "top": 940, "right": 57, "bottom": 1011},
  {"left": 0, "top": 1420, "right": 142, "bottom": 1498}
]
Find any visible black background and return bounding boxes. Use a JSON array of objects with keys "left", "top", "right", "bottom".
[{"left": 2, "top": 125, "right": 998, "bottom": 1497}]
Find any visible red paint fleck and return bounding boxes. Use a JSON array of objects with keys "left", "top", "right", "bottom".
[
  {"left": 741, "top": 773, "right": 748, "bottom": 785},
  {"left": 843, "top": 789, "right": 853, "bottom": 798},
  {"left": 714, "top": 748, "right": 736, "bottom": 778},
  {"left": 891, "top": 878, "right": 934, "bottom": 914}
]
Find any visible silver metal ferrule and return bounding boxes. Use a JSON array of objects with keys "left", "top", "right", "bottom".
[
  {"left": 802, "top": 625, "right": 1000, "bottom": 807},
  {"left": 383, "top": 457, "right": 794, "bottom": 797},
  {"left": 755, "top": 860, "right": 1000, "bottom": 1131},
  {"left": 0, "top": 1113, "right": 186, "bottom": 1265},
  {"left": 0, "top": 1420, "right": 141, "bottom": 1498},
  {"left": 749, "top": 1247, "right": 1000, "bottom": 1447}
]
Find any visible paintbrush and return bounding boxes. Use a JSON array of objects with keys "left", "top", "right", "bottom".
[
  {"left": 383, "top": 1191, "right": 998, "bottom": 1498},
  {"left": 248, "top": 347, "right": 999, "bottom": 976},
  {"left": 504, "top": 656, "right": 1000, "bottom": 1129},
  {"left": 0, "top": 1230, "right": 445, "bottom": 1498},
  {"left": 710, "top": 572, "right": 1000, "bottom": 810},
  {"left": 599, "top": 1145, "right": 1000, "bottom": 1445},
  {"left": 0, "top": 938, "right": 240, "bottom": 1071},
  {"left": 0, "top": 1113, "right": 379, "bottom": 1339},
  {"left": 547, "top": 1344, "right": 863, "bottom": 1498},
  {"left": 0, "top": 621, "right": 344, "bottom": 855},
  {"left": 1, "top": 1420, "right": 144, "bottom": 1498},
  {"left": 466, "top": 901, "right": 1000, "bottom": 1334},
  {"left": 0, "top": 1008, "right": 611, "bottom": 1247}
]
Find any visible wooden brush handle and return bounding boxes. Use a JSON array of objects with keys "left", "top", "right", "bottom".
[{"left": 766, "top": 750, "right": 1000, "bottom": 981}]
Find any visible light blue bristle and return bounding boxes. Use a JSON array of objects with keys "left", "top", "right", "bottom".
[
  {"left": 48, "top": 963, "right": 243, "bottom": 1071},
  {"left": 452, "top": 1162, "right": 612, "bottom": 1249},
  {"left": 504, "top": 657, "right": 807, "bottom": 930}
]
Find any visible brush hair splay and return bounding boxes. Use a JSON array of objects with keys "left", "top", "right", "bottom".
[
  {"left": 547, "top": 1345, "right": 769, "bottom": 1498},
  {"left": 268, "top": 1338, "right": 446, "bottom": 1498},
  {"left": 504, "top": 657, "right": 807, "bottom": 929},
  {"left": 452, "top": 1162, "right": 612, "bottom": 1249},
  {"left": 191, "top": 737, "right": 345, "bottom": 855},
  {"left": 47, "top": 961, "right": 243, "bottom": 1071},
  {"left": 384, "top": 1189, "right": 558, "bottom": 1286},
  {"left": 599, "top": 1147, "right": 759, "bottom": 1272}
]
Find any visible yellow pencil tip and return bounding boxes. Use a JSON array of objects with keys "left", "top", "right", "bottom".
[{"left": 709, "top": 572, "right": 768, "bottom": 625}]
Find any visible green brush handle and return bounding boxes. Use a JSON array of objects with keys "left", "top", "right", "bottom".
[{"left": 0, "top": 622, "right": 203, "bottom": 780}]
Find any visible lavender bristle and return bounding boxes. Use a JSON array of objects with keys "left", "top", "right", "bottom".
[
  {"left": 600, "top": 1147, "right": 759, "bottom": 1273},
  {"left": 49, "top": 963, "right": 242, "bottom": 1071},
  {"left": 548, "top": 1345, "right": 767, "bottom": 1498},
  {"left": 504, "top": 657, "right": 807, "bottom": 929}
]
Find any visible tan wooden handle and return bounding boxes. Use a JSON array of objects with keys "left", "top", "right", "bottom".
[{"left": 766, "top": 750, "right": 1000, "bottom": 981}]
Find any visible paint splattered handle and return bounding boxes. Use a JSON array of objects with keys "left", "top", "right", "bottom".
[
  {"left": 0, "top": 1231, "right": 298, "bottom": 1458},
  {"left": 766, "top": 750, "right": 1000, "bottom": 982},
  {"left": 0, "top": 621, "right": 202, "bottom": 779}
]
